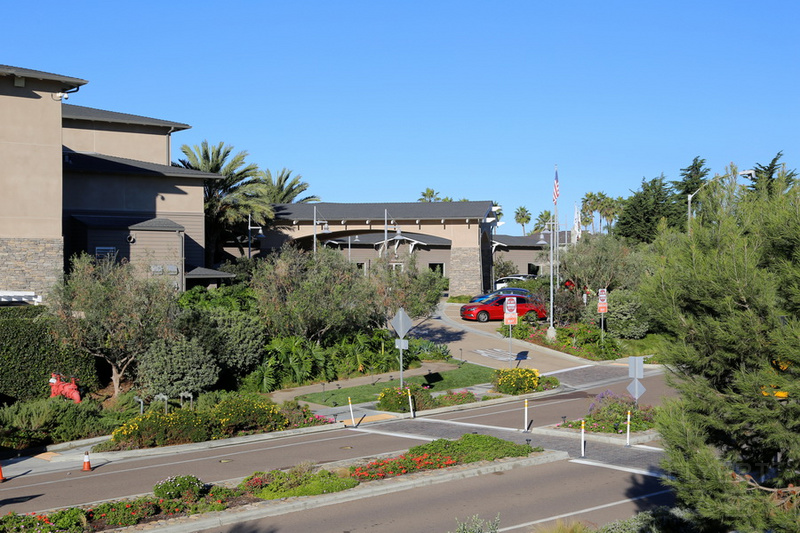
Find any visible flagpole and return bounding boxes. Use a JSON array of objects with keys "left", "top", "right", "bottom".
[{"left": 547, "top": 165, "right": 559, "bottom": 341}]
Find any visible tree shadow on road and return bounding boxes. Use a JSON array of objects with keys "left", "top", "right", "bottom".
[{"left": 409, "top": 323, "right": 466, "bottom": 344}]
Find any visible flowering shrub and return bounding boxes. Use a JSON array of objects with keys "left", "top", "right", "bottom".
[
  {"left": 210, "top": 394, "right": 288, "bottom": 436},
  {"left": 280, "top": 400, "right": 336, "bottom": 428},
  {"left": 89, "top": 497, "right": 160, "bottom": 527},
  {"left": 153, "top": 475, "right": 205, "bottom": 500},
  {"left": 351, "top": 434, "right": 535, "bottom": 481},
  {"left": 376, "top": 383, "right": 436, "bottom": 412},
  {"left": 492, "top": 368, "right": 540, "bottom": 395},
  {"left": 351, "top": 452, "right": 458, "bottom": 480},
  {"left": 111, "top": 409, "right": 212, "bottom": 448},
  {"left": 240, "top": 467, "right": 358, "bottom": 499},
  {"left": 436, "top": 390, "right": 478, "bottom": 406},
  {"left": 559, "top": 390, "right": 657, "bottom": 433}
]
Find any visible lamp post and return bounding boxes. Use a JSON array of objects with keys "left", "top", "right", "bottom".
[
  {"left": 536, "top": 219, "right": 557, "bottom": 340},
  {"left": 348, "top": 234, "right": 359, "bottom": 262},
  {"left": 247, "top": 214, "right": 262, "bottom": 259},
  {"left": 312, "top": 206, "right": 329, "bottom": 257}
]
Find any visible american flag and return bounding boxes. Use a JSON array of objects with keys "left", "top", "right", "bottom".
[{"left": 553, "top": 167, "right": 560, "bottom": 204}]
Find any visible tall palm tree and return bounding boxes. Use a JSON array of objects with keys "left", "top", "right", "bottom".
[
  {"left": 533, "top": 210, "right": 553, "bottom": 232},
  {"left": 514, "top": 206, "right": 531, "bottom": 235},
  {"left": 178, "top": 140, "right": 272, "bottom": 266},
  {"left": 261, "top": 168, "right": 319, "bottom": 203},
  {"left": 418, "top": 188, "right": 441, "bottom": 202},
  {"left": 597, "top": 194, "right": 620, "bottom": 233}
]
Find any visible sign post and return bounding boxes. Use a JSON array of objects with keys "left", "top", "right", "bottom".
[
  {"left": 597, "top": 288, "right": 608, "bottom": 343},
  {"left": 390, "top": 308, "right": 412, "bottom": 388},
  {"left": 504, "top": 297, "right": 518, "bottom": 365}
]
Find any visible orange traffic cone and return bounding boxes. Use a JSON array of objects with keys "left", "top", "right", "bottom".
[
  {"left": 82, "top": 451, "right": 92, "bottom": 472},
  {"left": 0, "top": 462, "right": 6, "bottom": 482}
]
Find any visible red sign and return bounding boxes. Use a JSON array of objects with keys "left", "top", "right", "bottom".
[
  {"left": 504, "top": 313, "right": 518, "bottom": 325},
  {"left": 598, "top": 288, "right": 608, "bottom": 313},
  {"left": 504, "top": 297, "right": 517, "bottom": 314}
]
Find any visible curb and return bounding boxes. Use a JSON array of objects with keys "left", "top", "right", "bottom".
[
  {"left": 111, "top": 450, "right": 569, "bottom": 533},
  {"left": 48, "top": 423, "right": 347, "bottom": 463},
  {"left": 529, "top": 426, "right": 660, "bottom": 446}
]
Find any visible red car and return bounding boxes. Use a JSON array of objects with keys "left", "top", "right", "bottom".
[{"left": 460, "top": 295, "right": 546, "bottom": 322}]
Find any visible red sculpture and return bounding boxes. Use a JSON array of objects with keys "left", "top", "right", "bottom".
[{"left": 49, "top": 373, "right": 81, "bottom": 403}]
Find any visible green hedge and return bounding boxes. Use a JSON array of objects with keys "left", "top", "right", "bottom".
[{"left": 0, "top": 310, "right": 99, "bottom": 402}]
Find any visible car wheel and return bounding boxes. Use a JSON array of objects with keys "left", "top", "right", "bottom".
[{"left": 477, "top": 311, "right": 489, "bottom": 322}]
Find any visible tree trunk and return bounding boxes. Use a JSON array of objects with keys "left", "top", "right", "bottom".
[{"left": 110, "top": 365, "right": 123, "bottom": 398}]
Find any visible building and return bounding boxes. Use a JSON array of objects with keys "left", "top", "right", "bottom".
[{"left": 0, "top": 65, "right": 221, "bottom": 303}]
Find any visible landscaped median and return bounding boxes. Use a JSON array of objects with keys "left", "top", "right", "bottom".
[{"left": 2, "top": 435, "right": 567, "bottom": 532}]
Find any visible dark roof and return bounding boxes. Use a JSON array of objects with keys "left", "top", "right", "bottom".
[
  {"left": 185, "top": 266, "right": 236, "bottom": 279},
  {"left": 71, "top": 215, "right": 185, "bottom": 231},
  {"left": 323, "top": 231, "right": 451, "bottom": 247},
  {"left": 0, "top": 65, "right": 87, "bottom": 90},
  {"left": 129, "top": 218, "right": 185, "bottom": 231},
  {"left": 62, "top": 104, "right": 191, "bottom": 131},
  {"left": 63, "top": 152, "right": 220, "bottom": 180},
  {"left": 271, "top": 201, "right": 495, "bottom": 223}
]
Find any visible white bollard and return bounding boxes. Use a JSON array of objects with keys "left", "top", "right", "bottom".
[
  {"left": 407, "top": 388, "right": 415, "bottom": 418},
  {"left": 625, "top": 410, "right": 631, "bottom": 447},
  {"left": 580, "top": 419, "right": 586, "bottom": 458},
  {"left": 524, "top": 399, "right": 529, "bottom": 432},
  {"left": 348, "top": 397, "right": 355, "bottom": 427}
]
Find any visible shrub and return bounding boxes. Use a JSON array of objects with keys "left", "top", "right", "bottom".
[
  {"left": 137, "top": 336, "right": 219, "bottom": 397},
  {"left": 280, "top": 400, "right": 335, "bottom": 428},
  {"left": 450, "top": 514, "right": 501, "bottom": 533},
  {"left": 560, "top": 390, "right": 657, "bottom": 433},
  {"left": 376, "top": 383, "right": 436, "bottom": 412},
  {"left": 492, "top": 368, "right": 540, "bottom": 395},
  {"left": 598, "top": 506, "right": 704, "bottom": 532},
  {"left": 0, "top": 397, "right": 114, "bottom": 445},
  {"left": 554, "top": 322, "right": 622, "bottom": 360},
  {"left": 243, "top": 467, "right": 358, "bottom": 499},
  {"left": 110, "top": 409, "right": 213, "bottom": 448},
  {"left": 153, "top": 475, "right": 206, "bottom": 500},
  {"left": 436, "top": 390, "right": 478, "bottom": 407},
  {"left": 89, "top": 497, "right": 161, "bottom": 527},
  {"left": 407, "top": 338, "right": 451, "bottom": 360},
  {"left": 497, "top": 320, "right": 534, "bottom": 340},
  {"left": 0, "top": 314, "right": 99, "bottom": 402},
  {"left": 582, "top": 289, "right": 653, "bottom": 339},
  {"left": 210, "top": 393, "right": 288, "bottom": 436}
]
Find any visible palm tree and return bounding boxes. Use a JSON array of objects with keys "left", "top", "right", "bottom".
[
  {"left": 581, "top": 192, "right": 601, "bottom": 234},
  {"left": 597, "top": 194, "right": 621, "bottom": 233},
  {"left": 261, "top": 168, "right": 319, "bottom": 203},
  {"left": 533, "top": 210, "right": 553, "bottom": 232},
  {"left": 492, "top": 201, "right": 503, "bottom": 221},
  {"left": 418, "top": 188, "right": 441, "bottom": 202},
  {"left": 514, "top": 206, "right": 531, "bottom": 235},
  {"left": 178, "top": 140, "right": 272, "bottom": 266}
]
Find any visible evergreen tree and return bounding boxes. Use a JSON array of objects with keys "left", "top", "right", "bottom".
[
  {"left": 615, "top": 175, "right": 682, "bottom": 243},
  {"left": 640, "top": 168, "right": 800, "bottom": 531},
  {"left": 746, "top": 150, "right": 797, "bottom": 195},
  {"left": 671, "top": 156, "right": 710, "bottom": 228}
]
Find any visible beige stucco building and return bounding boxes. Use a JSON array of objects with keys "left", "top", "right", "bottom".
[{"left": 0, "top": 65, "right": 219, "bottom": 302}]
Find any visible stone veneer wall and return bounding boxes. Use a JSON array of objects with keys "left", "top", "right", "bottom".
[
  {"left": 0, "top": 238, "right": 63, "bottom": 298},
  {"left": 449, "top": 246, "right": 483, "bottom": 296}
]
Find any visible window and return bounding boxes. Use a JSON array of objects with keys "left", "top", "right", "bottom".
[
  {"left": 390, "top": 263, "right": 404, "bottom": 272},
  {"left": 527, "top": 264, "right": 539, "bottom": 275},
  {"left": 150, "top": 265, "right": 164, "bottom": 275},
  {"left": 95, "top": 247, "right": 117, "bottom": 261},
  {"left": 428, "top": 263, "right": 445, "bottom": 275}
]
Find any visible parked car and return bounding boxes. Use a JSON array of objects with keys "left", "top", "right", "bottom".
[
  {"left": 469, "top": 287, "right": 531, "bottom": 303},
  {"left": 494, "top": 274, "right": 538, "bottom": 290},
  {"left": 460, "top": 295, "right": 546, "bottom": 322}
]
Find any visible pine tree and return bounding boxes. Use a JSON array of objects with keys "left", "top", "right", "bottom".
[{"left": 641, "top": 167, "right": 800, "bottom": 531}]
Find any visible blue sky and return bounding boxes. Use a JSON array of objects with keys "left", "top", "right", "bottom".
[{"left": 10, "top": 1, "right": 799, "bottom": 235}]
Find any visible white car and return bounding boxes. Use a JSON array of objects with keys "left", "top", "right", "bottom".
[{"left": 494, "top": 274, "right": 537, "bottom": 290}]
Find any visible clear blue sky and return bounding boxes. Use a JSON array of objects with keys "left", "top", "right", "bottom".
[{"left": 9, "top": 1, "right": 799, "bottom": 235}]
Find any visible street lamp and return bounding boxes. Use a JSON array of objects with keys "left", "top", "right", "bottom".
[
  {"left": 313, "top": 206, "right": 329, "bottom": 257},
  {"left": 537, "top": 219, "right": 557, "bottom": 340},
  {"left": 348, "top": 234, "right": 360, "bottom": 262},
  {"left": 247, "top": 214, "right": 262, "bottom": 259}
]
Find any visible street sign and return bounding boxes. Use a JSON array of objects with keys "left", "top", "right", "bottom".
[
  {"left": 627, "top": 378, "right": 646, "bottom": 401},
  {"left": 597, "top": 288, "right": 608, "bottom": 314},
  {"left": 504, "top": 297, "right": 517, "bottom": 314},
  {"left": 390, "top": 308, "right": 412, "bottom": 338},
  {"left": 629, "top": 356, "right": 644, "bottom": 379},
  {"left": 395, "top": 339, "right": 409, "bottom": 350},
  {"left": 504, "top": 313, "right": 518, "bottom": 325}
]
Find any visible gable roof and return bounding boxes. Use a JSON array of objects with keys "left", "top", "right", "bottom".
[
  {"left": 63, "top": 152, "right": 220, "bottom": 180},
  {"left": 271, "top": 201, "right": 495, "bottom": 223},
  {"left": 0, "top": 65, "right": 87, "bottom": 90},
  {"left": 62, "top": 104, "right": 191, "bottom": 131}
]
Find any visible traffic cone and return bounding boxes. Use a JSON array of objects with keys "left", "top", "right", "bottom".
[
  {"left": 0, "top": 462, "right": 6, "bottom": 482},
  {"left": 82, "top": 451, "right": 92, "bottom": 472}
]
